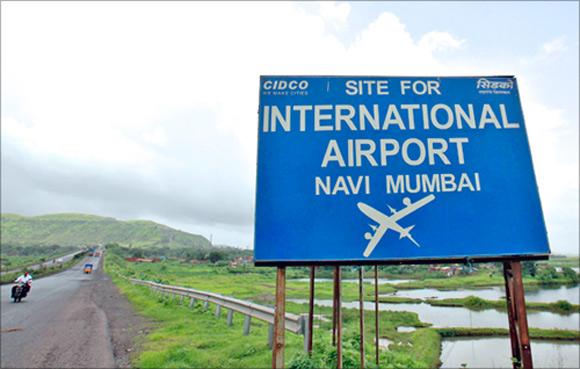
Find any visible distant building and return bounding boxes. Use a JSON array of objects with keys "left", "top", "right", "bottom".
[
  {"left": 428, "top": 265, "right": 469, "bottom": 277},
  {"left": 229, "top": 255, "right": 253, "bottom": 268}
]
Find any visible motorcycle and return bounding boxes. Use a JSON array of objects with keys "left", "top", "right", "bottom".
[{"left": 11, "top": 282, "right": 30, "bottom": 303}]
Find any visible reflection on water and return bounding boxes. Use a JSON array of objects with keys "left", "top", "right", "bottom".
[
  {"left": 289, "top": 299, "right": 580, "bottom": 330},
  {"left": 397, "top": 326, "right": 416, "bottom": 333},
  {"left": 440, "top": 337, "right": 580, "bottom": 368},
  {"left": 387, "top": 285, "right": 579, "bottom": 303}
]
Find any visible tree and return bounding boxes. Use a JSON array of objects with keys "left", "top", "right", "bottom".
[
  {"left": 208, "top": 250, "right": 226, "bottom": 263},
  {"left": 562, "top": 267, "right": 579, "bottom": 283},
  {"left": 521, "top": 261, "right": 537, "bottom": 277},
  {"left": 537, "top": 265, "right": 558, "bottom": 282}
]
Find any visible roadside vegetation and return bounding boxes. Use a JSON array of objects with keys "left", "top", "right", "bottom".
[
  {"left": 0, "top": 251, "right": 85, "bottom": 284},
  {"left": 105, "top": 247, "right": 578, "bottom": 368},
  {"left": 0, "top": 244, "right": 80, "bottom": 271},
  {"left": 106, "top": 251, "right": 440, "bottom": 368}
]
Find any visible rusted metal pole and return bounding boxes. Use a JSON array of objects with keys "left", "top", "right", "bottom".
[
  {"left": 335, "top": 266, "right": 342, "bottom": 369},
  {"left": 358, "top": 267, "right": 365, "bottom": 369},
  {"left": 503, "top": 262, "right": 521, "bottom": 368},
  {"left": 374, "top": 265, "right": 379, "bottom": 366},
  {"left": 503, "top": 261, "right": 533, "bottom": 369},
  {"left": 272, "top": 267, "right": 286, "bottom": 369},
  {"left": 511, "top": 261, "right": 533, "bottom": 369},
  {"left": 307, "top": 266, "right": 315, "bottom": 355}
]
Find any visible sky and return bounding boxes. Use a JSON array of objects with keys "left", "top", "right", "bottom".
[{"left": 1, "top": 1, "right": 578, "bottom": 255}]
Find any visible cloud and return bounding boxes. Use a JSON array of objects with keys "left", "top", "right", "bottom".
[
  {"left": 542, "top": 37, "right": 568, "bottom": 55},
  {"left": 521, "top": 36, "right": 569, "bottom": 65},
  {"left": 1, "top": 3, "right": 577, "bottom": 252},
  {"left": 419, "top": 31, "right": 465, "bottom": 53},
  {"left": 318, "top": 1, "right": 351, "bottom": 29}
]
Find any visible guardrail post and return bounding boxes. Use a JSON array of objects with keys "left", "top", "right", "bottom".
[
  {"left": 215, "top": 305, "right": 222, "bottom": 317},
  {"left": 203, "top": 301, "right": 209, "bottom": 310},
  {"left": 227, "top": 309, "right": 234, "bottom": 326},
  {"left": 180, "top": 295, "right": 184, "bottom": 304},
  {"left": 302, "top": 315, "right": 310, "bottom": 353},
  {"left": 243, "top": 315, "right": 252, "bottom": 336},
  {"left": 189, "top": 297, "right": 196, "bottom": 308},
  {"left": 268, "top": 324, "right": 274, "bottom": 349}
]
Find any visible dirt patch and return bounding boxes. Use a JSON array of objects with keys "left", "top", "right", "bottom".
[{"left": 90, "top": 258, "right": 151, "bottom": 368}]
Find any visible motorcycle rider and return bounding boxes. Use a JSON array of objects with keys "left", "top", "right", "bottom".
[{"left": 12, "top": 271, "right": 32, "bottom": 298}]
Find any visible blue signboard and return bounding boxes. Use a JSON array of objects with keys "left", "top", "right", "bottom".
[{"left": 254, "top": 76, "right": 550, "bottom": 265}]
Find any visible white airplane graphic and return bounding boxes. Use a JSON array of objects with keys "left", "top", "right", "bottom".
[{"left": 357, "top": 194, "right": 436, "bottom": 257}]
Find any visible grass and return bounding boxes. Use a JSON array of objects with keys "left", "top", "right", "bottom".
[
  {"left": 436, "top": 327, "right": 580, "bottom": 341},
  {"left": 428, "top": 296, "right": 580, "bottom": 315},
  {"left": 105, "top": 252, "right": 579, "bottom": 368},
  {"left": 394, "top": 273, "right": 577, "bottom": 290},
  {"left": 106, "top": 253, "right": 442, "bottom": 368},
  {"left": 0, "top": 253, "right": 85, "bottom": 284},
  {"left": 1, "top": 213, "right": 210, "bottom": 249},
  {"left": 1, "top": 246, "right": 80, "bottom": 272},
  {"left": 107, "top": 256, "right": 397, "bottom": 303},
  {"left": 544, "top": 256, "right": 580, "bottom": 269}
]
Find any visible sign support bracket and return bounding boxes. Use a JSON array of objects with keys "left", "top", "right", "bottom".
[
  {"left": 358, "top": 266, "right": 365, "bottom": 369},
  {"left": 272, "top": 266, "right": 286, "bottom": 368},
  {"left": 503, "top": 261, "right": 533, "bottom": 369},
  {"left": 307, "top": 266, "right": 315, "bottom": 355},
  {"left": 333, "top": 266, "right": 343, "bottom": 369}
]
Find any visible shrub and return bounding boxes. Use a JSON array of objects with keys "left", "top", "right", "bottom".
[
  {"left": 562, "top": 267, "right": 579, "bottom": 283},
  {"left": 553, "top": 300, "right": 573, "bottom": 313}
]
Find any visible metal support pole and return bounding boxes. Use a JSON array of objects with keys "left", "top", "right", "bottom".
[
  {"left": 180, "top": 295, "right": 184, "bottom": 304},
  {"left": 332, "top": 267, "right": 338, "bottom": 346},
  {"left": 503, "top": 262, "right": 520, "bottom": 368},
  {"left": 358, "top": 267, "right": 365, "bottom": 369},
  {"left": 215, "top": 304, "right": 222, "bottom": 318},
  {"left": 243, "top": 315, "right": 252, "bottom": 336},
  {"left": 203, "top": 300, "right": 209, "bottom": 310},
  {"left": 227, "top": 309, "right": 234, "bottom": 326},
  {"left": 189, "top": 297, "right": 196, "bottom": 308},
  {"left": 335, "top": 266, "right": 342, "bottom": 369},
  {"left": 307, "top": 266, "right": 315, "bottom": 355},
  {"left": 272, "top": 266, "right": 286, "bottom": 368},
  {"left": 503, "top": 261, "right": 533, "bottom": 369},
  {"left": 374, "top": 265, "right": 379, "bottom": 367}
]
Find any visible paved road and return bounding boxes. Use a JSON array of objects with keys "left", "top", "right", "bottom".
[{"left": 0, "top": 255, "right": 117, "bottom": 368}]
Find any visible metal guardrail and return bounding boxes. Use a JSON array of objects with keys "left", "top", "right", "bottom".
[{"left": 129, "top": 278, "right": 310, "bottom": 350}]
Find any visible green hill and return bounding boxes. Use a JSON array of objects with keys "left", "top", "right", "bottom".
[{"left": 1, "top": 213, "right": 211, "bottom": 250}]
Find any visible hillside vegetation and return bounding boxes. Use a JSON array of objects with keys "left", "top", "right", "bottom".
[{"left": 1, "top": 213, "right": 211, "bottom": 250}]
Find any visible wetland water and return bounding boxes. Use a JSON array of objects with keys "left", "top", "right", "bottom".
[
  {"left": 440, "top": 337, "right": 579, "bottom": 368},
  {"left": 288, "top": 282, "right": 579, "bottom": 368},
  {"left": 385, "top": 284, "right": 579, "bottom": 303},
  {"left": 289, "top": 299, "right": 579, "bottom": 330}
]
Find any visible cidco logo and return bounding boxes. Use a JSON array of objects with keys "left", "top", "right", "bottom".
[{"left": 263, "top": 80, "right": 309, "bottom": 91}]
